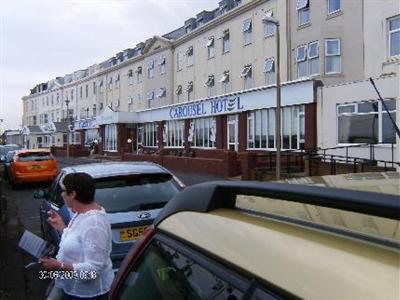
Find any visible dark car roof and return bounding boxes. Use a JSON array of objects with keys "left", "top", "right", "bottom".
[{"left": 61, "top": 161, "right": 171, "bottom": 179}]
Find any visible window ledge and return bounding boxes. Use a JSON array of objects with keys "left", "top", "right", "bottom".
[
  {"left": 222, "top": 50, "right": 230, "bottom": 55},
  {"left": 326, "top": 10, "right": 343, "bottom": 20},
  {"left": 297, "top": 22, "right": 311, "bottom": 31},
  {"left": 324, "top": 73, "right": 343, "bottom": 78},
  {"left": 243, "top": 42, "right": 252, "bottom": 47},
  {"left": 264, "top": 34, "right": 275, "bottom": 39},
  {"left": 207, "top": 57, "right": 215, "bottom": 60},
  {"left": 383, "top": 56, "right": 400, "bottom": 66}
]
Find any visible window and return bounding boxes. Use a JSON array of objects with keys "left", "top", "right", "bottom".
[
  {"left": 186, "top": 46, "right": 194, "bottom": 67},
  {"left": 297, "top": 0, "right": 310, "bottom": 26},
  {"left": 80, "top": 86, "right": 83, "bottom": 98},
  {"left": 243, "top": 19, "right": 252, "bottom": 45},
  {"left": 93, "top": 82, "right": 97, "bottom": 94},
  {"left": 147, "top": 90, "right": 154, "bottom": 108},
  {"left": 157, "top": 87, "right": 166, "bottom": 99},
  {"left": 308, "top": 41, "right": 319, "bottom": 75},
  {"left": 128, "top": 97, "right": 133, "bottom": 112},
  {"left": 84, "top": 129, "right": 99, "bottom": 145},
  {"left": 70, "top": 90, "right": 74, "bottom": 100},
  {"left": 56, "top": 93, "right": 60, "bottom": 104},
  {"left": 388, "top": 16, "right": 400, "bottom": 57},
  {"left": 263, "top": 57, "right": 275, "bottom": 85},
  {"left": 115, "top": 74, "right": 120, "bottom": 89},
  {"left": 248, "top": 105, "right": 305, "bottom": 150},
  {"left": 327, "top": 0, "right": 340, "bottom": 15},
  {"left": 108, "top": 77, "right": 113, "bottom": 90},
  {"left": 85, "top": 85, "right": 89, "bottom": 97},
  {"left": 207, "top": 37, "right": 215, "bottom": 59},
  {"left": 117, "top": 238, "right": 245, "bottom": 300},
  {"left": 165, "top": 120, "right": 184, "bottom": 147},
  {"left": 219, "top": 71, "right": 230, "bottom": 94},
  {"left": 159, "top": 55, "right": 166, "bottom": 75},
  {"left": 240, "top": 64, "right": 252, "bottom": 89},
  {"left": 175, "top": 85, "right": 183, "bottom": 102},
  {"left": 92, "top": 104, "right": 96, "bottom": 116},
  {"left": 186, "top": 81, "right": 193, "bottom": 101},
  {"left": 222, "top": 30, "right": 230, "bottom": 53},
  {"left": 104, "top": 124, "right": 117, "bottom": 151},
  {"left": 147, "top": 61, "right": 154, "bottom": 79},
  {"left": 296, "top": 45, "right": 308, "bottom": 78},
  {"left": 99, "top": 80, "right": 104, "bottom": 93},
  {"left": 142, "top": 122, "right": 158, "bottom": 147},
  {"left": 136, "top": 67, "right": 143, "bottom": 83},
  {"left": 338, "top": 99, "right": 396, "bottom": 144},
  {"left": 325, "top": 39, "right": 341, "bottom": 74},
  {"left": 177, "top": 51, "right": 183, "bottom": 71},
  {"left": 263, "top": 10, "right": 275, "bottom": 37},
  {"left": 127, "top": 70, "right": 133, "bottom": 85},
  {"left": 205, "top": 75, "right": 215, "bottom": 97},
  {"left": 192, "top": 117, "right": 216, "bottom": 148}
]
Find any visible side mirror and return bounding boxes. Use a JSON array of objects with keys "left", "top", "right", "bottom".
[{"left": 33, "top": 189, "right": 48, "bottom": 199}]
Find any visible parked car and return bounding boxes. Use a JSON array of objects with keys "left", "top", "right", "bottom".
[
  {"left": 2, "top": 150, "right": 17, "bottom": 181},
  {"left": 109, "top": 179, "right": 399, "bottom": 300},
  {"left": 36, "top": 161, "right": 185, "bottom": 270},
  {"left": 9, "top": 149, "right": 57, "bottom": 188},
  {"left": 0, "top": 144, "right": 21, "bottom": 162}
]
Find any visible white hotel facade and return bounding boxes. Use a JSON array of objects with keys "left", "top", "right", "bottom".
[{"left": 22, "top": 0, "right": 399, "bottom": 176}]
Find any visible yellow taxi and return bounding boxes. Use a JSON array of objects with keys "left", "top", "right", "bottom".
[{"left": 10, "top": 149, "right": 57, "bottom": 188}]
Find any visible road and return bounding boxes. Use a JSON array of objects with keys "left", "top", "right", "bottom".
[{"left": 0, "top": 157, "right": 224, "bottom": 300}]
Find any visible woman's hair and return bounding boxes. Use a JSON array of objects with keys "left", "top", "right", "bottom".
[{"left": 62, "top": 172, "right": 95, "bottom": 204}]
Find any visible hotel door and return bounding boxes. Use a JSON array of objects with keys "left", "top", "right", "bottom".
[{"left": 227, "top": 114, "right": 238, "bottom": 151}]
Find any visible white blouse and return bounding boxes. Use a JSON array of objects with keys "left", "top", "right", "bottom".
[{"left": 55, "top": 208, "right": 114, "bottom": 297}]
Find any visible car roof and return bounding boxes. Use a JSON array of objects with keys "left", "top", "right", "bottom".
[
  {"left": 156, "top": 180, "right": 399, "bottom": 299},
  {"left": 15, "top": 148, "right": 50, "bottom": 154},
  {"left": 61, "top": 161, "right": 170, "bottom": 179}
]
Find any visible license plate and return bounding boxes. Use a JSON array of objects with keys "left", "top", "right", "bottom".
[
  {"left": 28, "top": 165, "right": 45, "bottom": 170},
  {"left": 120, "top": 226, "right": 147, "bottom": 241}
]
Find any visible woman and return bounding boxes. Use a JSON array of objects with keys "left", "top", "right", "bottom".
[{"left": 40, "top": 172, "right": 114, "bottom": 300}]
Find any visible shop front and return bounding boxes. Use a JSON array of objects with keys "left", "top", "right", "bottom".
[{"left": 123, "top": 79, "right": 318, "bottom": 178}]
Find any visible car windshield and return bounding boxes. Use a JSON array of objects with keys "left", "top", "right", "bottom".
[
  {"left": 94, "top": 173, "right": 179, "bottom": 213},
  {"left": 18, "top": 152, "right": 52, "bottom": 162}
]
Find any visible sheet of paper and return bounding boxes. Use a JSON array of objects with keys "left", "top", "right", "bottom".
[{"left": 18, "top": 230, "right": 53, "bottom": 258}]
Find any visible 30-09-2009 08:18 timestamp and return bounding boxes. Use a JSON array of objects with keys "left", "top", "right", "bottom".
[{"left": 38, "top": 270, "right": 97, "bottom": 280}]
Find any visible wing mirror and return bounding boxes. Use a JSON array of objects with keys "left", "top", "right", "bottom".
[{"left": 33, "top": 189, "right": 48, "bottom": 199}]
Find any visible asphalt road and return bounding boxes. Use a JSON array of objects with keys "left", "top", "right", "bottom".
[{"left": 0, "top": 157, "right": 224, "bottom": 300}]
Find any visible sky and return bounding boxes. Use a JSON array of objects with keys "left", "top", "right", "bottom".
[{"left": 0, "top": 0, "right": 218, "bottom": 130}]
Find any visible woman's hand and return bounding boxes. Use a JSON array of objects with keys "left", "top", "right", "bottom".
[
  {"left": 40, "top": 257, "right": 61, "bottom": 270},
  {"left": 47, "top": 210, "right": 66, "bottom": 233}
]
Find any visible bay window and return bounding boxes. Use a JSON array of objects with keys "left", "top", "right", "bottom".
[
  {"left": 192, "top": 117, "right": 216, "bottom": 148},
  {"left": 338, "top": 99, "right": 396, "bottom": 144},
  {"left": 165, "top": 120, "right": 184, "bottom": 148}
]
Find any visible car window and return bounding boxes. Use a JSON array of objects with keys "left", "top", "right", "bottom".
[
  {"left": 117, "top": 239, "right": 245, "bottom": 300},
  {"left": 47, "top": 172, "right": 65, "bottom": 207},
  {"left": 94, "top": 174, "right": 179, "bottom": 213},
  {"left": 17, "top": 152, "right": 53, "bottom": 162}
]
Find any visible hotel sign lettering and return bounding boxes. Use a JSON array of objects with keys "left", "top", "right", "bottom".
[{"left": 169, "top": 97, "right": 244, "bottom": 119}]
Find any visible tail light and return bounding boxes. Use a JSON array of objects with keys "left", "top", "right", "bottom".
[{"left": 109, "top": 225, "right": 156, "bottom": 300}]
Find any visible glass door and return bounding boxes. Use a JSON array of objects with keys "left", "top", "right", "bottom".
[{"left": 227, "top": 114, "right": 238, "bottom": 151}]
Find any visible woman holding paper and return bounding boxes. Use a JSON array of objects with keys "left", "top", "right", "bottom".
[{"left": 40, "top": 172, "right": 114, "bottom": 300}]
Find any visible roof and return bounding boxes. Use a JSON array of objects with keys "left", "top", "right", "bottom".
[
  {"left": 156, "top": 180, "right": 400, "bottom": 299},
  {"left": 27, "top": 125, "right": 43, "bottom": 134},
  {"left": 52, "top": 122, "right": 69, "bottom": 133},
  {"left": 61, "top": 161, "right": 170, "bottom": 179}
]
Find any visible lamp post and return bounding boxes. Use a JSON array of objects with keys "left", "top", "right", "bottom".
[
  {"left": 65, "top": 99, "right": 70, "bottom": 158},
  {"left": 264, "top": 16, "right": 281, "bottom": 180}
]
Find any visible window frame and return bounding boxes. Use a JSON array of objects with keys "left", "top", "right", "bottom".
[
  {"left": 165, "top": 120, "right": 184, "bottom": 148},
  {"left": 325, "top": 38, "right": 341, "bottom": 74},
  {"left": 207, "top": 37, "right": 215, "bottom": 59},
  {"left": 243, "top": 19, "right": 252, "bottom": 45},
  {"left": 222, "top": 30, "right": 230, "bottom": 53},
  {"left": 388, "top": 16, "right": 400, "bottom": 57},
  {"left": 308, "top": 41, "right": 319, "bottom": 76},
  {"left": 337, "top": 99, "right": 396, "bottom": 145},
  {"left": 327, "top": 0, "right": 341, "bottom": 15},
  {"left": 297, "top": 0, "right": 310, "bottom": 27}
]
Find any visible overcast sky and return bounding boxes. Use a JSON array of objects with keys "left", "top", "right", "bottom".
[{"left": 0, "top": 0, "right": 218, "bottom": 130}]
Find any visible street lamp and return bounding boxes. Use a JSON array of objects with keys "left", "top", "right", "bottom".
[
  {"left": 264, "top": 16, "right": 281, "bottom": 180},
  {"left": 65, "top": 99, "right": 70, "bottom": 158}
]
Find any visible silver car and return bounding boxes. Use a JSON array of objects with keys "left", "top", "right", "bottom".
[{"left": 36, "top": 161, "right": 185, "bottom": 270}]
